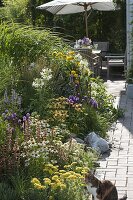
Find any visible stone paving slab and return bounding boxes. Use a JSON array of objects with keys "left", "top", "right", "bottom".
[{"left": 95, "top": 80, "right": 133, "bottom": 200}]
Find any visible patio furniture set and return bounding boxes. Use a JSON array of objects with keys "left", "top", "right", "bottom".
[
  {"left": 37, "top": 0, "right": 126, "bottom": 80},
  {"left": 74, "top": 42, "right": 126, "bottom": 79}
]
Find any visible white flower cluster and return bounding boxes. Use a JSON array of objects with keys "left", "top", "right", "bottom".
[
  {"left": 40, "top": 68, "right": 52, "bottom": 81},
  {"left": 74, "top": 53, "right": 88, "bottom": 68},
  {"left": 32, "top": 68, "right": 52, "bottom": 89},
  {"left": 74, "top": 53, "right": 90, "bottom": 76},
  {"left": 21, "top": 138, "right": 49, "bottom": 167}
]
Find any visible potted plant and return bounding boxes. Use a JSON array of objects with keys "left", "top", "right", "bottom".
[{"left": 126, "top": 68, "right": 133, "bottom": 98}]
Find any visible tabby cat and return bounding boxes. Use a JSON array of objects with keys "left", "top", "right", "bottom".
[{"left": 85, "top": 172, "right": 127, "bottom": 200}]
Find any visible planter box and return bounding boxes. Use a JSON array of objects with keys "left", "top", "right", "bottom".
[{"left": 126, "top": 84, "right": 133, "bottom": 99}]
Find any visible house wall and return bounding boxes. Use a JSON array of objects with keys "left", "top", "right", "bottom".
[{"left": 126, "top": 0, "right": 133, "bottom": 68}]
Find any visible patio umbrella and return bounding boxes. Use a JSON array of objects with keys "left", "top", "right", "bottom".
[{"left": 37, "top": 0, "right": 115, "bottom": 37}]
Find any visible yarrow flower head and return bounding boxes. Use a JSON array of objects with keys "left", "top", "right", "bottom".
[
  {"left": 32, "top": 68, "right": 52, "bottom": 89},
  {"left": 40, "top": 68, "right": 52, "bottom": 81},
  {"left": 32, "top": 78, "right": 45, "bottom": 89}
]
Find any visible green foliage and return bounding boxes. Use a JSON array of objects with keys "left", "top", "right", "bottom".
[
  {"left": 0, "top": 182, "right": 18, "bottom": 200},
  {"left": 0, "top": 22, "right": 68, "bottom": 111},
  {"left": 1, "top": 0, "right": 31, "bottom": 24},
  {"left": 0, "top": 56, "right": 17, "bottom": 96}
]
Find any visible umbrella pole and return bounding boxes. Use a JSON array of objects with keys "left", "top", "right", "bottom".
[{"left": 84, "top": 4, "right": 88, "bottom": 37}]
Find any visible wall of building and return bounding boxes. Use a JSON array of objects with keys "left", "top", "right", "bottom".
[{"left": 126, "top": 0, "right": 133, "bottom": 68}]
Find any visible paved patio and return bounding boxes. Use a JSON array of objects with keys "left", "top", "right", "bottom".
[{"left": 95, "top": 80, "right": 133, "bottom": 200}]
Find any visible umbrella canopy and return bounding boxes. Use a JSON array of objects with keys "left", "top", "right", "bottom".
[{"left": 37, "top": 0, "right": 115, "bottom": 37}]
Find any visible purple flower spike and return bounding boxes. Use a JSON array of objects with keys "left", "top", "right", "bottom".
[
  {"left": 26, "top": 113, "right": 30, "bottom": 119},
  {"left": 89, "top": 98, "right": 98, "bottom": 108},
  {"left": 18, "top": 119, "right": 22, "bottom": 124},
  {"left": 68, "top": 95, "right": 80, "bottom": 104},
  {"left": 23, "top": 116, "right": 27, "bottom": 122},
  {"left": 12, "top": 113, "right": 17, "bottom": 118},
  {"left": 4, "top": 90, "right": 9, "bottom": 104},
  {"left": 5, "top": 109, "right": 8, "bottom": 113}
]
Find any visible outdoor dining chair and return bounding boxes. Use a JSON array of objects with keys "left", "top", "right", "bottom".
[
  {"left": 105, "top": 52, "right": 127, "bottom": 80},
  {"left": 93, "top": 41, "right": 109, "bottom": 59}
]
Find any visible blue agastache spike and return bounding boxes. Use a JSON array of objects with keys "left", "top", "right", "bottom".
[
  {"left": 4, "top": 90, "right": 9, "bottom": 104},
  {"left": 26, "top": 113, "right": 30, "bottom": 119},
  {"left": 17, "top": 96, "right": 22, "bottom": 107},
  {"left": 67, "top": 95, "right": 80, "bottom": 104},
  {"left": 11, "top": 89, "right": 17, "bottom": 102},
  {"left": 23, "top": 116, "right": 27, "bottom": 122},
  {"left": 89, "top": 98, "right": 98, "bottom": 108}
]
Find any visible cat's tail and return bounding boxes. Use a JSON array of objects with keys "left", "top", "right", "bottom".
[{"left": 119, "top": 194, "right": 127, "bottom": 200}]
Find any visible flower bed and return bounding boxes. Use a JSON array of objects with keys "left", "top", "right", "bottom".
[{"left": 0, "top": 23, "right": 120, "bottom": 200}]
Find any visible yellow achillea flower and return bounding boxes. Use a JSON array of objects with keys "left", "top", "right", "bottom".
[
  {"left": 70, "top": 162, "right": 77, "bottom": 166},
  {"left": 83, "top": 167, "right": 89, "bottom": 171},
  {"left": 75, "top": 167, "right": 83, "bottom": 172},
  {"left": 43, "top": 178, "right": 51, "bottom": 185},
  {"left": 51, "top": 183, "right": 58, "bottom": 190},
  {"left": 64, "top": 165, "right": 71, "bottom": 169},
  {"left": 67, "top": 175, "right": 77, "bottom": 180},
  {"left": 52, "top": 175, "right": 59, "bottom": 181},
  {"left": 34, "top": 183, "right": 46, "bottom": 190},
  {"left": 60, "top": 183, "right": 66, "bottom": 189},
  {"left": 81, "top": 170, "right": 88, "bottom": 175},
  {"left": 61, "top": 172, "right": 71, "bottom": 178},
  {"left": 31, "top": 178, "right": 41, "bottom": 185},
  {"left": 44, "top": 164, "right": 58, "bottom": 175},
  {"left": 59, "top": 170, "right": 66, "bottom": 173},
  {"left": 75, "top": 174, "right": 84, "bottom": 179},
  {"left": 54, "top": 172, "right": 60, "bottom": 175}
]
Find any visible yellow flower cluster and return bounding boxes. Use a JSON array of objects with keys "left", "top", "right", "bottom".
[
  {"left": 66, "top": 51, "right": 75, "bottom": 61},
  {"left": 52, "top": 51, "right": 65, "bottom": 59},
  {"left": 72, "top": 103, "right": 83, "bottom": 112},
  {"left": 53, "top": 110, "right": 68, "bottom": 122},
  {"left": 31, "top": 163, "right": 89, "bottom": 193},
  {"left": 71, "top": 70, "right": 79, "bottom": 79},
  {"left": 31, "top": 178, "right": 46, "bottom": 190},
  {"left": 52, "top": 51, "right": 75, "bottom": 62},
  {"left": 48, "top": 97, "right": 69, "bottom": 122},
  {"left": 43, "top": 163, "right": 58, "bottom": 175}
]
